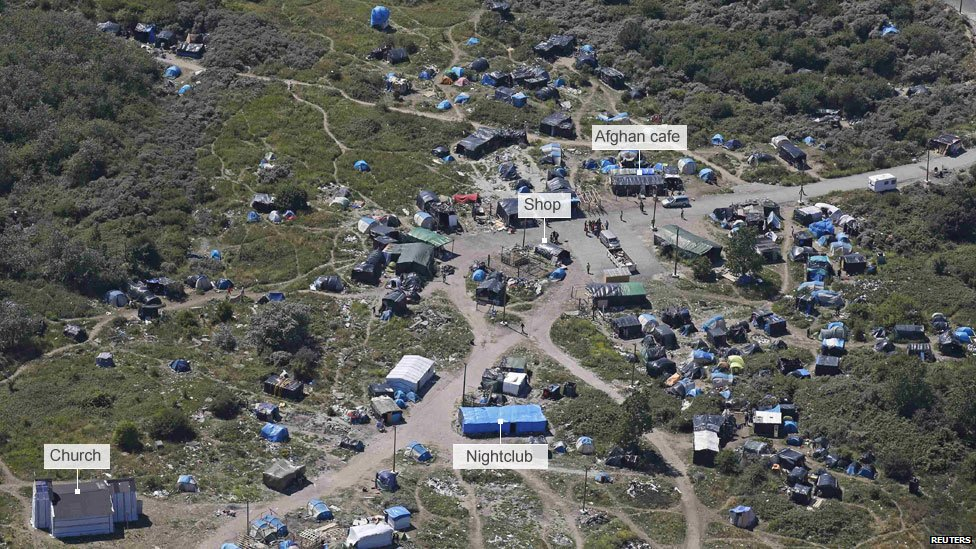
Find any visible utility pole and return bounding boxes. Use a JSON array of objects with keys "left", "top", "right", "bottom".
[
  {"left": 461, "top": 362, "right": 468, "bottom": 406},
  {"left": 673, "top": 226, "right": 680, "bottom": 277},
  {"left": 392, "top": 424, "right": 398, "bottom": 473},
  {"left": 630, "top": 344, "right": 637, "bottom": 388},
  {"left": 651, "top": 195, "right": 658, "bottom": 231},
  {"left": 245, "top": 499, "right": 250, "bottom": 535},
  {"left": 925, "top": 148, "right": 931, "bottom": 183},
  {"left": 581, "top": 466, "right": 590, "bottom": 512}
]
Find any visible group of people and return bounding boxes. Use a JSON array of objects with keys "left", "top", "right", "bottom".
[{"left": 584, "top": 218, "right": 609, "bottom": 236}]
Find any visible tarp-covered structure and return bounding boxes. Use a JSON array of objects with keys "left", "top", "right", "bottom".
[
  {"left": 263, "top": 460, "right": 305, "bottom": 492},
  {"left": 458, "top": 405, "right": 548, "bottom": 436},
  {"left": 654, "top": 225, "right": 722, "bottom": 261},
  {"left": 386, "top": 355, "right": 435, "bottom": 393},
  {"left": 587, "top": 282, "right": 647, "bottom": 309}
]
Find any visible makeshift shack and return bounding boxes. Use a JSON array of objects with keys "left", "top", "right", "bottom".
[{"left": 263, "top": 460, "right": 305, "bottom": 492}]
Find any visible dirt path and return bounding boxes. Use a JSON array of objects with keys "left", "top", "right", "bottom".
[
  {"left": 520, "top": 266, "right": 706, "bottom": 549},
  {"left": 518, "top": 471, "right": 585, "bottom": 547}
]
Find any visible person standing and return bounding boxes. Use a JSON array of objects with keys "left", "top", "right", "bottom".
[
  {"left": 619, "top": 210, "right": 624, "bottom": 222},
  {"left": 586, "top": 262, "right": 591, "bottom": 274}
]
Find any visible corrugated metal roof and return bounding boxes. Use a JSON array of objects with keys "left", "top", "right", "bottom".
[
  {"left": 407, "top": 227, "right": 451, "bottom": 248},
  {"left": 387, "top": 355, "right": 435, "bottom": 385},
  {"left": 657, "top": 225, "right": 722, "bottom": 257}
]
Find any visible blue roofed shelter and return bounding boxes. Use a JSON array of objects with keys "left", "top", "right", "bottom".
[
  {"left": 458, "top": 404, "right": 548, "bottom": 436},
  {"left": 260, "top": 423, "right": 290, "bottom": 442},
  {"left": 385, "top": 506, "right": 412, "bottom": 530},
  {"left": 307, "top": 499, "right": 333, "bottom": 520}
]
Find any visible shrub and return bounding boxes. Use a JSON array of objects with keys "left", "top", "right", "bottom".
[
  {"left": 210, "top": 390, "right": 242, "bottom": 420},
  {"left": 212, "top": 324, "right": 237, "bottom": 351},
  {"left": 214, "top": 301, "right": 234, "bottom": 324},
  {"left": 246, "top": 302, "right": 312, "bottom": 353},
  {"left": 726, "top": 227, "right": 763, "bottom": 277},
  {"left": 0, "top": 300, "right": 38, "bottom": 353},
  {"left": 276, "top": 183, "right": 309, "bottom": 211},
  {"left": 290, "top": 345, "right": 320, "bottom": 381},
  {"left": 716, "top": 449, "right": 740, "bottom": 475},
  {"left": 113, "top": 421, "right": 143, "bottom": 453},
  {"left": 148, "top": 408, "right": 196, "bottom": 442},
  {"left": 881, "top": 454, "right": 913, "bottom": 482}
]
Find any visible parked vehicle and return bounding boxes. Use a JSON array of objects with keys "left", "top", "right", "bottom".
[
  {"left": 867, "top": 173, "right": 897, "bottom": 193},
  {"left": 662, "top": 195, "right": 691, "bottom": 208}
]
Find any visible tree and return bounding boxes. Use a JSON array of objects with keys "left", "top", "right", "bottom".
[
  {"left": 246, "top": 302, "right": 312, "bottom": 353},
  {"left": 716, "top": 449, "right": 741, "bottom": 475},
  {"left": 886, "top": 360, "right": 933, "bottom": 419},
  {"left": 0, "top": 300, "right": 37, "bottom": 353},
  {"left": 881, "top": 454, "right": 913, "bottom": 482},
  {"left": 613, "top": 391, "right": 655, "bottom": 446},
  {"left": 148, "top": 408, "right": 196, "bottom": 442},
  {"left": 113, "top": 421, "right": 143, "bottom": 453},
  {"left": 618, "top": 20, "right": 644, "bottom": 51},
  {"left": 290, "top": 346, "right": 320, "bottom": 381},
  {"left": 276, "top": 183, "right": 309, "bottom": 211},
  {"left": 691, "top": 257, "right": 713, "bottom": 281},
  {"left": 726, "top": 227, "right": 763, "bottom": 277}
]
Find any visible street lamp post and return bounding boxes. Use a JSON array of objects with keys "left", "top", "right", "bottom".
[
  {"left": 651, "top": 195, "right": 658, "bottom": 231},
  {"left": 581, "top": 466, "right": 590, "bottom": 512},
  {"left": 461, "top": 362, "right": 468, "bottom": 406},
  {"left": 392, "top": 424, "right": 398, "bottom": 473},
  {"left": 925, "top": 149, "right": 931, "bottom": 183}
]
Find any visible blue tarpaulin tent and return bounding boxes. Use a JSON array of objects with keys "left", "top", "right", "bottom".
[
  {"left": 221, "top": 544, "right": 242, "bottom": 549},
  {"left": 169, "top": 359, "right": 190, "bottom": 373},
  {"left": 455, "top": 93, "right": 470, "bottom": 104},
  {"left": 164, "top": 65, "right": 182, "bottom": 78},
  {"left": 210, "top": 249, "right": 222, "bottom": 260},
  {"left": 370, "top": 6, "right": 390, "bottom": 28},
  {"left": 789, "top": 368, "right": 811, "bottom": 379},
  {"left": 406, "top": 441, "right": 432, "bottom": 462},
  {"left": 419, "top": 69, "right": 434, "bottom": 80},
  {"left": 376, "top": 469, "right": 399, "bottom": 491},
  {"left": 436, "top": 100, "right": 452, "bottom": 110},
  {"left": 458, "top": 405, "right": 547, "bottom": 436},
  {"left": 262, "top": 515, "right": 287, "bottom": 537},
  {"left": 247, "top": 211, "right": 261, "bottom": 223},
  {"left": 308, "top": 499, "right": 333, "bottom": 520},
  {"left": 711, "top": 134, "right": 724, "bottom": 146},
  {"left": 278, "top": 541, "right": 298, "bottom": 549},
  {"left": 472, "top": 269, "right": 487, "bottom": 281},
  {"left": 881, "top": 23, "right": 899, "bottom": 36},
  {"left": 354, "top": 160, "right": 370, "bottom": 172},
  {"left": 699, "top": 168, "right": 716, "bottom": 182},
  {"left": 267, "top": 292, "right": 285, "bottom": 302},
  {"left": 783, "top": 420, "right": 798, "bottom": 434},
  {"left": 386, "top": 506, "right": 412, "bottom": 530},
  {"left": 809, "top": 219, "right": 834, "bottom": 237},
  {"left": 449, "top": 66, "right": 464, "bottom": 78},
  {"left": 581, "top": 44, "right": 595, "bottom": 52},
  {"left": 803, "top": 136, "right": 815, "bottom": 145},
  {"left": 261, "top": 423, "right": 290, "bottom": 442},
  {"left": 512, "top": 92, "right": 527, "bottom": 108},
  {"left": 215, "top": 278, "right": 234, "bottom": 290},
  {"left": 178, "top": 84, "right": 192, "bottom": 95},
  {"left": 466, "top": 37, "right": 480, "bottom": 46},
  {"left": 549, "top": 268, "right": 566, "bottom": 280}
]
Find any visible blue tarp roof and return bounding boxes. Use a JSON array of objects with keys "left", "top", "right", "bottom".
[
  {"left": 386, "top": 506, "right": 411, "bottom": 519},
  {"left": 178, "top": 474, "right": 195, "bottom": 484},
  {"left": 459, "top": 405, "right": 547, "bottom": 435},
  {"left": 371, "top": 5, "right": 390, "bottom": 28},
  {"left": 260, "top": 423, "right": 290, "bottom": 442}
]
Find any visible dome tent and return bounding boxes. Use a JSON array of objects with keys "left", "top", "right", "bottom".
[
  {"left": 169, "top": 359, "right": 191, "bottom": 373},
  {"left": 354, "top": 160, "right": 370, "bottom": 172},
  {"left": 370, "top": 6, "right": 391, "bottom": 29},
  {"left": 164, "top": 65, "right": 182, "bottom": 78},
  {"left": 436, "top": 100, "right": 452, "bottom": 110}
]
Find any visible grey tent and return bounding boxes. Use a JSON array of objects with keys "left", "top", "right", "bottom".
[
  {"left": 352, "top": 251, "right": 386, "bottom": 285},
  {"left": 539, "top": 112, "right": 575, "bottom": 138},
  {"left": 263, "top": 460, "right": 306, "bottom": 492},
  {"left": 475, "top": 271, "right": 507, "bottom": 306},
  {"left": 893, "top": 324, "right": 926, "bottom": 342},
  {"left": 534, "top": 243, "right": 570, "bottom": 264},
  {"left": 382, "top": 290, "right": 408, "bottom": 315},
  {"left": 496, "top": 198, "right": 530, "bottom": 228},
  {"left": 611, "top": 315, "right": 642, "bottom": 340},
  {"left": 310, "top": 275, "right": 344, "bottom": 292},
  {"left": 814, "top": 354, "right": 841, "bottom": 375},
  {"left": 815, "top": 473, "right": 842, "bottom": 498},
  {"left": 651, "top": 325, "right": 678, "bottom": 350}
]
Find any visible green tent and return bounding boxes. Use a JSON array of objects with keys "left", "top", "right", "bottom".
[
  {"left": 653, "top": 225, "right": 723, "bottom": 261},
  {"left": 394, "top": 243, "right": 435, "bottom": 278},
  {"left": 406, "top": 227, "right": 452, "bottom": 248}
]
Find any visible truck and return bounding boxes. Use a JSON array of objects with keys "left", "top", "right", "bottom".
[{"left": 599, "top": 230, "right": 637, "bottom": 273}]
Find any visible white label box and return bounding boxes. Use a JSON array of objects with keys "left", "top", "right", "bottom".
[
  {"left": 44, "top": 444, "right": 111, "bottom": 470},
  {"left": 452, "top": 444, "right": 549, "bottom": 470},
  {"left": 591, "top": 124, "right": 688, "bottom": 151},
  {"left": 517, "top": 193, "right": 572, "bottom": 219}
]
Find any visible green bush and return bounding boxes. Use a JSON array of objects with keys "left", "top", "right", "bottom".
[
  {"left": 209, "top": 390, "right": 242, "bottom": 420},
  {"left": 112, "top": 421, "right": 143, "bottom": 453},
  {"left": 147, "top": 408, "right": 196, "bottom": 443}
]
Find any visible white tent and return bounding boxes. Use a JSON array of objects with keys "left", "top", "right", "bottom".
[
  {"left": 677, "top": 158, "right": 696, "bottom": 175},
  {"left": 269, "top": 210, "right": 283, "bottom": 224},
  {"left": 346, "top": 523, "right": 394, "bottom": 548},
  {"left": 386, "top": 355, "right": 435, "bottom": 393},
  {"left": 693, "top": 430, "right": 719, "bottom": 453},
  {"left": 501, "top": 372, "right": 528, "bottom": 396},
  {"left": 358, "top": 216, "right": 378, "bottom": 233},
  {"left": 753, "top": 410, "right": 781, "bottom": 425},
  {"left": 575, "top": 436, "right": 595, "bottom": 455}
]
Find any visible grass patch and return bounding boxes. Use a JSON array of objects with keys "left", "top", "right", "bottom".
[{"left": 550, "top": 315, "right": 635, "bottom": 382}]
